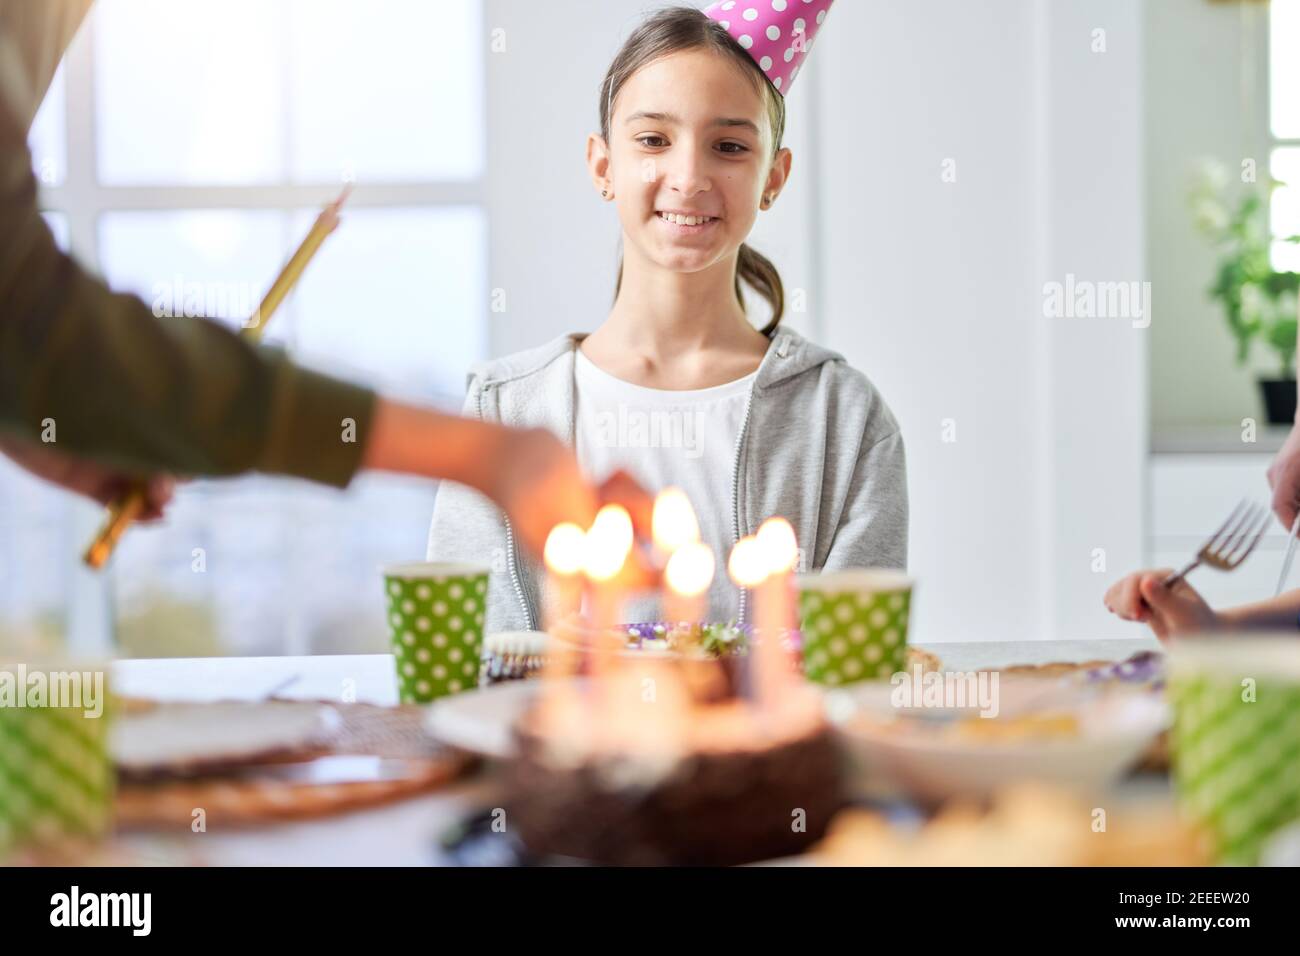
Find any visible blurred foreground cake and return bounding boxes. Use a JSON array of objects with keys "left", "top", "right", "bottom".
[{"left": 502, "top": 650, "right": 845, "bottom": 866}]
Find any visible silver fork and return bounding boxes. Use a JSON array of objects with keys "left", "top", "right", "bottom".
[{"left": 1163, "top": 499, "right": 1270, "bottom": 588}]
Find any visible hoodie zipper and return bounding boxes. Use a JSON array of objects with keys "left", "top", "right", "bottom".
[
  {"left": 731, "top": 331, "right": 789, "bottom": 627},
  {"left": 480, "top": 382, "right": 537, "bottom": 631},
  {"left": 503, "top": 519, "right": 535, "bottom": 630},
  {"left": 729, "top": 384, "right": 757, "bottom": 629}
]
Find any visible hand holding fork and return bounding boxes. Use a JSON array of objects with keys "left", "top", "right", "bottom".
[
  {"left": 1105, "top": 500, "right": 1272, "bottom": 642},
  {"left": 1162, "top": 499, "right": 1270, "bottom": 589}
]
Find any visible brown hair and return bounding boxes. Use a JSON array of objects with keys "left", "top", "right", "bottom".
[{"left": 599, "top": 5, "right": 787, "bottom": 336}]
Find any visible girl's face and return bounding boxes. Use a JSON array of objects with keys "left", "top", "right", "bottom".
[{"left": 590, "top": 48, "right": 791, "bottom": 275}]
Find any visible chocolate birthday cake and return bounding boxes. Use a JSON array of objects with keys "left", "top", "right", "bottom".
[{"left": 503, "top": 661, "right": 846, "bottom": 866}]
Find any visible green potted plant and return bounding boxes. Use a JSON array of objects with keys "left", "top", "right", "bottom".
[{"left": 1190, "top": 160, "right": 1300, "bottom": 424}]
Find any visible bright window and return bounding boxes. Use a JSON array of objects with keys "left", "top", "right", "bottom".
[
  {"left": 1270, "top": 0, "right": 1300, "bottom": 271},
  {"left": 27, "top": 65, "right": 66, "bottom": 187},
  {"left": 7, "top": 0, "right": 487, "bottom": 657}
]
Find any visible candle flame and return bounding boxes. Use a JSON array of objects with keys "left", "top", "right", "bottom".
[
  {"left": 544, "top": 522, "right": 586, "bottom": 575},
  {"left": 582, "top": 505, "right": 634, "bottom": 582},
  {"left": 756, "top": 517, "right": 798, "bottom": 574},
  {"left": 664, "top": 541, "right": 715, "bottom": 597},
  {"left": 727, "top": 535, "right": 768, "bottom": 588},
  {"left": 652, "top": 487, "right": 700, "bottom": 553}
]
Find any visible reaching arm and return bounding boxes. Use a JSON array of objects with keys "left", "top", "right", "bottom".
[{"left": 0, "top": 6, "right": 376, "bottom": 487}]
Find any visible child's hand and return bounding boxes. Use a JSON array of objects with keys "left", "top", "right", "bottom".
[
  {"left": 0, "top": 437, "right": 176, "bottom": 522},
  {"left": 1103, "top": 569, "right": 1220, "bottom": 642},
  {"left": 596, "top": 469, "right": 654, "bottom": 542},
  {"left": 490, "top": 427, "right": 599, "bottom": 557}
]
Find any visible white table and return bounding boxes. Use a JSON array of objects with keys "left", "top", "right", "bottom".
[
  {"left": 112, "top": 637, "right": 1161, "bottom": 866},
  {"left": 113, "top": 654, "right": 501, "bottom": 866}
]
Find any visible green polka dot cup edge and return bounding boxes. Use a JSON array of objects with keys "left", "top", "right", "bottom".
[
  {"left": 382, "top": 563, "right": 489, "bottom": 704},
  {"left": 0, "top": 661, "right": 115, "bottom": 862},
  {"left": 1169, "top": 637, "right": 1300, "bottom": 866},
  {"left": 796, "top": 570, "right": 912, "bottom": 687}
]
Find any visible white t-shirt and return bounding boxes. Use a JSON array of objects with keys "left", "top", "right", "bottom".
[{"left": 573, "top": 349, "right": 757, "bottom": 624}]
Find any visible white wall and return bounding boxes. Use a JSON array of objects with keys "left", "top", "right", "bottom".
[
  {"left": 485, "top": 0, "right": 1150, "bottom": 643},
  {"left": 1036, "top": 0, "right": 1147, "bottom": 642},
  {"left": 817, "top": 0, "right": 1041, "bottom": 645},
  {"left": 813, "top": 0, "right": 1145, "bottom": 643}
]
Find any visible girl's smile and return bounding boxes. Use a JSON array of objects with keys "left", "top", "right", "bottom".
[{"left": 654, "top": 209, "right": 723, "bottom": 237}]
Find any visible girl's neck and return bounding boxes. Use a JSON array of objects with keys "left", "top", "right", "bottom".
[{"left": 583, "top": 249, "right": 770, "bottom": 389}]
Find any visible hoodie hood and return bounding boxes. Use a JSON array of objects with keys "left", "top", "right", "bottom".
[
  {"left": 431, "top": 325, "right": 908, "bottom": 634},
  {"left": 468, "top": 326, "right": 845, "bottom": 398}
]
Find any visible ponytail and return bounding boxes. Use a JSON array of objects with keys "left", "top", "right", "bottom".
[{"left": 736, "top": 242, "right": 784, "bottom": 337}]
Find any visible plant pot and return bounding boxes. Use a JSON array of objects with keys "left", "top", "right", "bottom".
[{"left": 1259, "top": 378, "right": 1298, "bottom": 426}]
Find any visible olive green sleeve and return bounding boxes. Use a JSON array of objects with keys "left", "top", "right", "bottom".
[{"left": 0, "top": 89, "right": 375, "bottom": 488}]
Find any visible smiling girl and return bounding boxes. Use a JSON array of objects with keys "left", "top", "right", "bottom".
[{"left": 428, "top": 3, "right": 907, "bottom": 632}]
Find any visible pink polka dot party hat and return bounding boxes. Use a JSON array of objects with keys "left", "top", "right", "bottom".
[{"left": 701, "top": 0, "right": 836, "bottom": 95}]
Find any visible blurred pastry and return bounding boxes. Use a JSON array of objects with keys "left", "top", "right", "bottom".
[
  {"left": 481, "top": 631, "right": 550, "bottom": 683},
  {"left": 815, "top": 784, "right": 1208, "bottom": 866}
]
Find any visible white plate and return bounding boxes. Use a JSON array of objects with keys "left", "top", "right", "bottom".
[
  {"left": 425, "top": 675, "right": 1167, "bottom": 805},
  {"left": 830, "top": 689, "right": 1169, "bottom": 803},
  {"left": 424, "top": 680, "right": 543, "bottom": 759},
  {"left": 424, "top": 676, "right": 999, "bottom": 764},
  {"left": 113, "top": 700, "right": 339, "bottom": 775}
]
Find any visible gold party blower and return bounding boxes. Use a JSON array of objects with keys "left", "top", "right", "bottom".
[{"left": 82, "top": 185, "right": 353, "bottom": 569}]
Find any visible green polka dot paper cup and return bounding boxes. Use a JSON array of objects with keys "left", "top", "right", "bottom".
[
  {"left": 0, "top": 661, "right": 115, "bottom": 862},
  {"left": 382, "top": 563, "right": 489, "bottom": 704},
  {"left": 796, "top": 570, "right": 913, "bottom": 687},
  {"left": 1169, "top": 637, "right": 1300, "bottom": 866}
]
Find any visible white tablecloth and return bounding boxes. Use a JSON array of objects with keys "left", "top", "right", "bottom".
[{"left": 112, "top": 637, "right": 1161, "bottom": 865}]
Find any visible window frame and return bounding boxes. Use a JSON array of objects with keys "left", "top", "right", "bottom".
[
  {"left": 27, "top": 2, "right": 489, "bottom": 655},
  {"left": 1268, "top": 0, "right": 1300, "bottom": 266}
]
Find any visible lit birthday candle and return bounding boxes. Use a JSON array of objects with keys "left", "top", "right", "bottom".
[
  {"left": 755, "top": 518, "right": 799, "bottom": 705},
  {"left": 652, "top": 487, "right": 700, "bottom": 555},
  {"left": 727, "top": 536, "right": 768, "bottom": 594},
  {"left": 653, "top": 488, "right": 705, "bottom": 628},
  {"left": 728, "top": 535, "right": 768, "bottom": 707},
  {"left": 542, "top": 522, "right": 586, "bottom": 681},
  {"left": 664, "top": 541, "right": 715, "bottom": 629},
  {"left": 730, "top": 522, "right": 798, "bottom": 717},
  {"left": 617, "top": 495, "right": 703, "bottom": 753},
  {"left": 582, "top": 504, "right": 634, "bottom": 686},
  {"left": 756, "top": 517, "right": 799, "bottom": 630}
]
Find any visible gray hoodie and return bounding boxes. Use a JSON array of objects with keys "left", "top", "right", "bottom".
[{"left": 426, "top": 326, "right": 908, "bottom": 633}]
